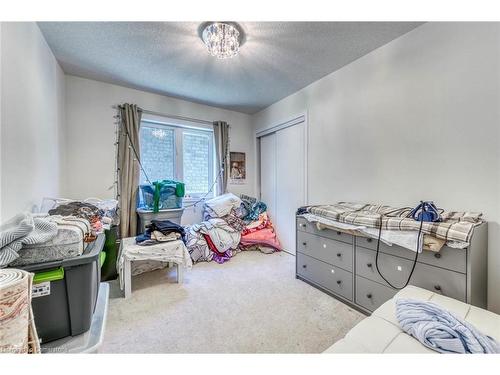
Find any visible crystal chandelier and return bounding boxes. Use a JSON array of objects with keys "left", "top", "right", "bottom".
[
  {"left": 202, "top": 22, "right": 240, "bottom": 59},
  {"left": 151, "top": 128, "right": 167, "bottom": 139}
]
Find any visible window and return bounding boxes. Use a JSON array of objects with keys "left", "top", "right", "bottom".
[{"left": 139, "top": 118, "right": 214, "bottom": 197}]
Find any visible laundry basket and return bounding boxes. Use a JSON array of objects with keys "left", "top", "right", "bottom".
[{"left": 138, "top": 182, "right": 183, "bottom": 210}]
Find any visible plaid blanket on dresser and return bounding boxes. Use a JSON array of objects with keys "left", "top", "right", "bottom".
[{"left": 300, "top": 202, "right": 483, "bottom": 244}]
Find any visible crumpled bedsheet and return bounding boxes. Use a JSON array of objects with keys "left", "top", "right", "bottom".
[
  {"left": 203, "top": 193, "right": 242, "bottom": 220},
  {"left": 185, "top": 218, "right": 241, "bottom": 263},
  {"left": 396, "top": 298, "right": 500, "bottom": 354},
  {"left": 118, "top": 237, "right": 193, "bottom": 289}
]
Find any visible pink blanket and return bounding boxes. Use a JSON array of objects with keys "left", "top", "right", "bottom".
[{"left": 240, "top": 228, "right": 282, "bottom": 251}]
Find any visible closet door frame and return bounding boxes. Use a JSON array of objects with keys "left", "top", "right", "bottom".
[{"left": 256, "top": 111, "right": 309, "bottom": 216}]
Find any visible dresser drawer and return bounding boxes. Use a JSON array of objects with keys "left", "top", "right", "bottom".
[
  {"left": 356, "top": 246, "right": 414, "bottom": 287},
  {"left": 356, "top": 247, "right": 467, "bottom": 302},
  {"left": 297, "top": 231, "right": 353, "bottom": 271},
  {"left": 411, "top": 262, "right": 467, "bottom": 302},
  {"left": 297, "top": 216, "right": 353, "bottom": 244},
  {"left": 297, "top": 252, "right": 353, "bottom": 301},
  {"left": 355, "top": 236, "right": 466, "bottom": 273},
  {"left": 355, "top": 276, "right": 397, "bottom": 312},
  {"left": 418, "top": 247, "right": 466, "bottom": 274}
]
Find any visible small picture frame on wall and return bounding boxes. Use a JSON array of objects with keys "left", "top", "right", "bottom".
[{"left": 229, "top": 152, "right": 246, "bottom": 184}]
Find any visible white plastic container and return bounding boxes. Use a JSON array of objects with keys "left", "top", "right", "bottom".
[{"left": 136, "top": 208, "right": 184, "bottom": 233}]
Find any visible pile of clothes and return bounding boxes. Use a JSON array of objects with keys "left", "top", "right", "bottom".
[
  {"left": 136, "top": 220, "right": 185, "bottom": 246},
  {"left": 185, "top": 193, "right": 282, "bottom": 264},
  {"left": 48, "top": 200, "right": 114, "bottom": 233},
  {"left": 0, "top": 198, "right": 118, "bottom": 268}
]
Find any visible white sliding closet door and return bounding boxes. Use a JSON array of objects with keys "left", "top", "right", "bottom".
[
  {"left": 275, "top": 123, "right": 305, "bottom": 255},
  {"left": 259, "top": 133, "right": 277, "bottom": 223},
  {"left": 259, "top": 121, "right": 305, "bottom": 256}
]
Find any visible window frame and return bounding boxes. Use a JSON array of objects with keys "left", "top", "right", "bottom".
[{"left": 139, "top": 117, "right": 215, "bottom": 199}]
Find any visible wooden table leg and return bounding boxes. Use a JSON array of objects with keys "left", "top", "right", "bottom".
[
  {"left": 124, "top": 258, "right": 132, "bottom": 298},
  {"left": 177, "top": 264, "right": 183, "bottom": 284}
]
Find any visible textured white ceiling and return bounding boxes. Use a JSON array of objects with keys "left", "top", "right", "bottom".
[{"left": 38, "top": 22, "right": 423, "bottom": 114}]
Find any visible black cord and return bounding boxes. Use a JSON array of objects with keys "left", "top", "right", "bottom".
[
  {"left": 182, "top": 168, "right": 223, "bottom": 209},
  {"left": 374, "top": 213, "right": 424, "bottom": 290}
]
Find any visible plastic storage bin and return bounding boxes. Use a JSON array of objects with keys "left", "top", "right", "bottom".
[
  {"left": 138, "top": 183, "right": 183, "bottom": 210},
  {"left": 40, "top": 282, "right": 109, "bottom": 353},
  {"left": 136, "top": 208, "right": 184, "bottom": 233},
  {"left": 14, "top": 234, "right": 105, "bottom": 343},
  {"left": 101, "top": 225, "right": 119, "bottom": 281}
]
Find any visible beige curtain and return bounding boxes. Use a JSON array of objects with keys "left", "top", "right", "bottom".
[
  {"left": 213, "top": 121, "right": 230, "bottom": 195},
  {"left": 117, "top": 104, "right": 142, "bottom": 238}
]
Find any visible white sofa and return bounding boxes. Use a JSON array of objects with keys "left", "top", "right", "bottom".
[{"left": 325, "top": 285, "right": 500, "bottom": 353}]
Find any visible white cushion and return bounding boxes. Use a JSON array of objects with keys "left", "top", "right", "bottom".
[
  {"left": 325, "top": 285, "right": 500, "bottom": 353},
  {"left": 323, "top": 339, "right": 366, "bottom": 353},
  {"left": 465, "top": 306, "right": 500, "bottom": 341},
  {"left": 383, "top": 333, "right": 435, "bottom": 354}
]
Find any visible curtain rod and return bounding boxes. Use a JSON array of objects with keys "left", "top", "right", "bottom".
[{"left": 113, "top": 105, "right": 214, "bottom": 126}]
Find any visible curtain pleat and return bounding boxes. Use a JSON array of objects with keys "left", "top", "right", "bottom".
[
  {"left": 213, "top": 121, "right": 230, "bottom": 196},
  {"left": 117, "top": 104, "right": 142, "bottom": 238}
]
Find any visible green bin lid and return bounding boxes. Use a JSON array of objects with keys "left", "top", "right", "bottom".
[{"left": 33, "top": 267, "right": 64, "bottom": 284}]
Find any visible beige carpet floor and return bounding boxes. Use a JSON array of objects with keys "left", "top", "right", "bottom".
[{"left": 102, "top": 251, "right": 365, "bottom": 353}]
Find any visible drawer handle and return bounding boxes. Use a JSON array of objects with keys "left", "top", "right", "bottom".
[
  {"left": 337, "top": 231, "right": 342, "bottom": 235},
  {"left": 302, "top": 264, "right": 307, "bottom": 269},
  {"left": 302, "top": 242, "right": 307, "bottom": 246},
  {"left": 434, "top": 285, "right": 442, "bottom": 291},
  {"left": 366, "top": 262, "right": 372, "bottom": 268},
  {"left": 366, "top": 238, "right": 373, "bottom": 243},
  {"left": 301, "top": 223, "right": 306, "bottom": 227},
  {"left": 336, "top": 280, "right": 342, "bottom": 285},
  {"left": 336, "top": 253, "right": 342, "bottom": 257},
  {"left": 366, "top": 293, "right": 373, "bottom": 299},
  {"left": 434, "top": 253, "right": 441, "bottom": 259}
]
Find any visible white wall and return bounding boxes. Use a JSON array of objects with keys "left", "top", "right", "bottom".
[
  {"left": 0, "top": 22, "right": 65, "bottom": 222},
  {"left": 253, "top": 22, "right": 500, "bottom": 312},
  {"left": 64, "top": 76, "right": 255, "bottom": 223}
]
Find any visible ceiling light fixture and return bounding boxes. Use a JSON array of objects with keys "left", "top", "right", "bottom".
[
  {"left": 201, "top": 22, "right": 241, "bottom": 59},
  {"left": 151, "top": 128, "right": 167, "bottom": 139}
]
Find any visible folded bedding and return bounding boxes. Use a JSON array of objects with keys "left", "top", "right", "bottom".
[
  {"left": 1, "top": 213, "right": 96, "bottom": 267},
  {"left": 10, "top": 216, "right": 93, "bottom": 266},
  {"left": 299, "top": 202, "right": 482, "bottom": 248},
  {"left": 0, "top": 213, "right": 58, "bottom": 267}
]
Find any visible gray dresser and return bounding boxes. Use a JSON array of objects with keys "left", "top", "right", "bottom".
[{"left": 296, "top": 216, "right": 488, "bottom": 314}]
